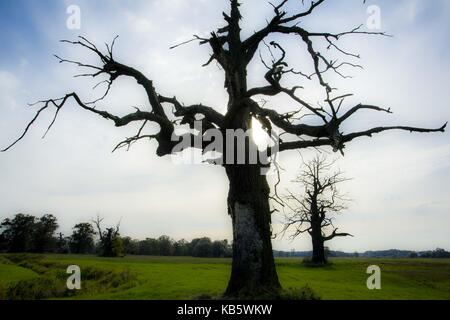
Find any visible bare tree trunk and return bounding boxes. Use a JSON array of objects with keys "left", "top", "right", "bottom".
[
  {"left": 224, "top": 165, "right": 281, "bottom": 297},
  {"left": 311, "top": 231, "right": 327, "bottom": 265}
]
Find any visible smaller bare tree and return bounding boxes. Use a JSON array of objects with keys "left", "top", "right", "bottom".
[
  {"left": 93, "top": 215, "right": 124, "bottom": 257},
  {"left": 282, "top": 156, "right": 352, "bottom": 265}
]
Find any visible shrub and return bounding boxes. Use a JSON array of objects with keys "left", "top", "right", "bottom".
[{"left": 6, "top": 276, "right": 73, "bottom": 300}]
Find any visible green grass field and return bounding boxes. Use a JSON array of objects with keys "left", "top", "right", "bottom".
[{"left": 0, "top": 254, "right": 449, "bottom": 300}]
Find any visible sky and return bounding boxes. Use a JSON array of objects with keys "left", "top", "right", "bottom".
[{"left": 0, "top": 0, "right": 449, "bottom": 252}]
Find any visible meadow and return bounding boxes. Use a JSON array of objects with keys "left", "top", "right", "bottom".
[{"left": 0, "top": 254, "right": 449, "bottom": 300}]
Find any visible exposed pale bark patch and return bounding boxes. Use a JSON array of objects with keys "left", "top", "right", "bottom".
[{"left": 233, "top": 202, "right": 263, "bottom": 279}]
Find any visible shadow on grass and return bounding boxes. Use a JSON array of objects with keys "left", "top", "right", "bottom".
[
  {"left": 195, "top": 286, "right": 320, "bottom": 301},
  {"left": 301, "top": 258, "right": 334, "bottom": 269}
]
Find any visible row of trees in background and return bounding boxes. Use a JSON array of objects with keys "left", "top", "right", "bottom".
[
  {"left": 0, "top": 213, "right": 231, "bottom": 258},
  {"left": 0, "top": 214, "right": 112, "bottom": 256},
  {"left": 0, "top": 214, "right": 59, "bottom": 253},
  {"left": 122, "top": 236, "right": 231, "bottom": 258}
]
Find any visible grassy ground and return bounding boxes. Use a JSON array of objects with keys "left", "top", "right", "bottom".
[
  {"left": 0, "top": 255, "right": 39, "bottom": 286},
  {"left": 0, "top": 254, "right": 449, "bottom": 300}
]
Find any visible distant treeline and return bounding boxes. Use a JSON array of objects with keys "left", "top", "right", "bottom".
[
  {"left": 1, "top": 213, "right": 448, "bottom": 259},
  {"left": 274, "top": 248, "right": 450, "bottom": 259},
  {"left": 0, "top": 213, "right": 231, "bottom": 258},
  {"left": 121, "top": 236, "right": 231, "bottom": 258}
]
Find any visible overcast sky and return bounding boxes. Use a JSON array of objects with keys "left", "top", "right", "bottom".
[{"left": 0, "top": 0, "right": 449, "bottom": 252}]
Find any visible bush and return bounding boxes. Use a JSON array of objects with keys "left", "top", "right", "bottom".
[
  {"left": 6, "top": 276, "right": 73, "bottom": 300},
  {"left": 112, "top": 237, "right": 125, "bottom": 257},
  {"left": 276, "top": 287, "right": 320, "bottom": 300}
]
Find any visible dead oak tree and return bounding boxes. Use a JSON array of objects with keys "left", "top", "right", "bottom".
[
  {"left": 93, "top": 215, "right": 124, "bottom": 258},
  {"left": 2, "top": 1, "right": 446, "bottom": 297},
  {"left": 282, "top": 156, "right": 352, "bottom": 265}
]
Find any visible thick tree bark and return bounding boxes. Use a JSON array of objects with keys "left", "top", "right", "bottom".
[
  {"left": 311, "top": 230, "right": 327, "bottom": 264},
  {"left": 224, "top": 164, "right": 281, "bottom": 297},
  {"left": 310, "top": 204, "right": 328, "bottom": 264}
]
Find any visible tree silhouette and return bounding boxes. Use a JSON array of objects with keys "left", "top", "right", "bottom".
[
  {"left": 32, "top": 214, "right": 59, "bottom": 253},
  {"left": 69, "top": 222, "right": 96, "bottom": 254},
  {"left": 93, "top": 215, "right": 124, "bottom": 257},
  {"left": 282, "top": 156, "right": 352, "bottom": 265},
  {"left": 2, "top": 1, "right": 446, "bottom": 296},
  {"left": 0, "top": 214, "right": 58, "bottom": 253},
  {"left": 0, "top": 214, "right": 36, "bottom": 253}
]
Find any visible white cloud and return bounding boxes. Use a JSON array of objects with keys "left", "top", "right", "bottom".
[{"left": 125, "top": 11, "right": 154, "bottom": 34}]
